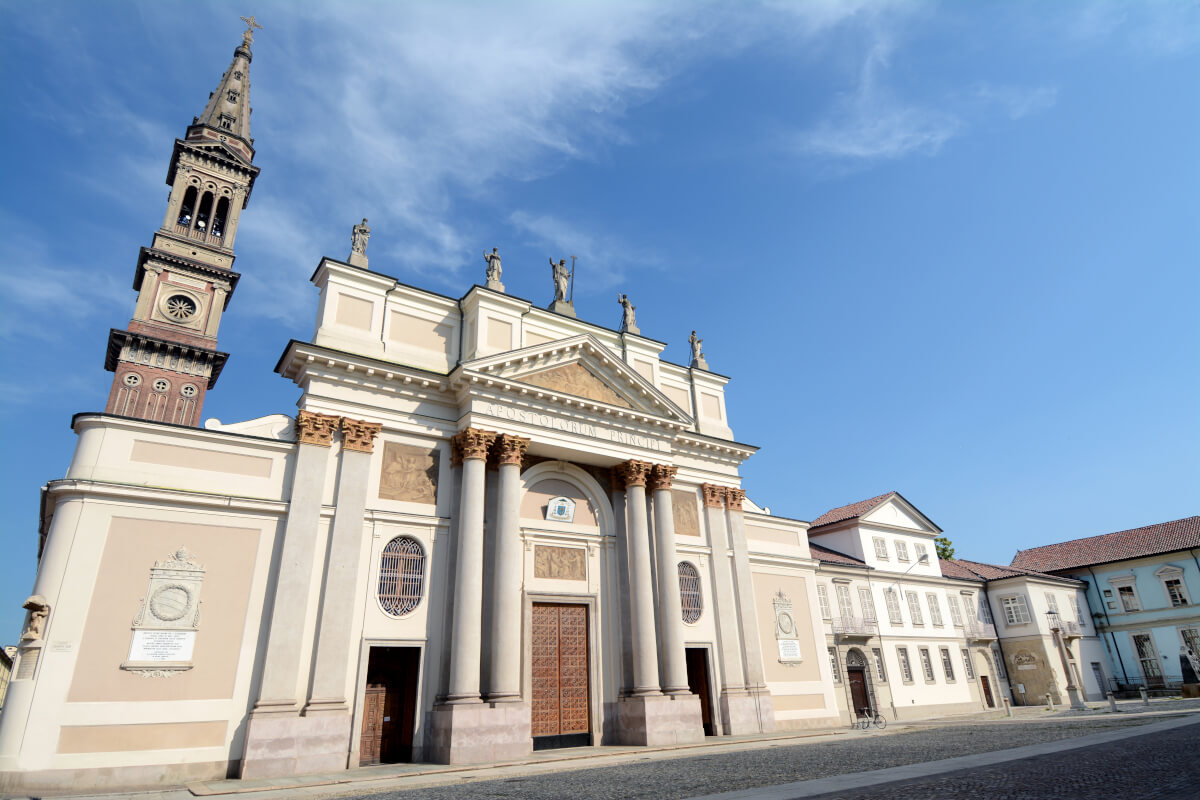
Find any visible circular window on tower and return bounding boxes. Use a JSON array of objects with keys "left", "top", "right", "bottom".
[
  {"left": 122, "top": 373, "right": 142, "bottom": 387},
  {"left": 164, "top": 294, "right": 198, "bottom": 321},
  {"left": 181, "top": 384, "right": 198, "bottom": 398},
  {"left": 152, "top": 378, "right": 170, "bottom": 393}
]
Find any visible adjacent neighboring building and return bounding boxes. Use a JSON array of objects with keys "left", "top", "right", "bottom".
[
  {"left": 806, "top": 493, "right": 1008, "bottom": 721},
  {"left": 1012, "top": 516, "right": 1200, "bottom": 691},
  {"left": 0, "top": 647, "right": 14, "bottom": 710}
]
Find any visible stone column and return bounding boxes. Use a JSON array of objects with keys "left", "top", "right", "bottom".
[
  {"left": 241, "top": 411, "right": 339, "bottom": 779},
  {"left": 446, "top": 428, "right": 496, "bottom": 703},
  {"left": 649, "top": 464, "right": 689, "bottom": 695},
  {"left": 487, "top": 433, "right": 530, "bottom": 702},
  {"left": 616, "top": 459, "right": 661, "bottom": 696},
  {"left": 306, "top": 418, "right": 381, "bottom": 712},
  {"left": 725, "top": 487, "right": 775, "bottom": 732},
  {"left": 610, "top": 474, "right": 635, "bottom": 693}
]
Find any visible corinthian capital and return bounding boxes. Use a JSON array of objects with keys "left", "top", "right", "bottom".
[
  {"left": 648, "top": 464, "right": 678, "bottom": 492},
  {"left": 295, "top": 410, "right": 340, "bottom": 447},
  {"left": 615, "top": 459, "right": 653, "bottom": 488},
  {"left": 700, "top": 483, "right": 728, "bottom": 508},
  {"left": 725, "top": 487, "right": 746, "bottom": 511},
  {"left": 493, "top": 433, "right": 531, "bottom": 466},
  {"left": 341, "top": 417, "right": 382, "bottom": 453},
  {"left": 453, "top": 428, "right": 497, "bottom": 462}
]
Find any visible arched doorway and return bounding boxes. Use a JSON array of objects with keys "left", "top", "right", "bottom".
[{"left": 846, "top": 648, "right": 875, "bottom": 719}]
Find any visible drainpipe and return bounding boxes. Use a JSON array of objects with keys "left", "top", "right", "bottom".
[{"left": 1088, "top": 565, "right": 1131, "bottom": 686}]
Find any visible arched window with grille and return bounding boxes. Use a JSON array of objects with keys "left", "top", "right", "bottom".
[
  {"left": 678, "top": 561, "right": 702, "bottom": 623},
  {"left": 378, "top": 536, "right": 425, "bottom": 616}
]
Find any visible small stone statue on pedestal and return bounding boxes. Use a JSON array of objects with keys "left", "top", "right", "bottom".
[
  {"left": 689, "top": 330, "right": 709, "bottom": 370},
  {"left": 548, "top": 258, "right": 576, "bottom": 318},
  {"left": 349, "top": 218, "right": 370, "bottom": 267},
  {"left": 618, "top": 294, "right": 639, "bottom": 335},
  {"left": 483, "top": 247, "right": 504, "bottom": 292}
]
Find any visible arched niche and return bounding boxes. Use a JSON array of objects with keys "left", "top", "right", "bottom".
[{"left": 519, "top": 461, "right": 613, "bottom": 534}]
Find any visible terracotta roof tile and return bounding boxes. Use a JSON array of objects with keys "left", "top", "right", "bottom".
[
  {"left": 808, "top": 542, "right": 868, "bottom": 567},
  {"left": 1010, "top": 516, "right": 1200, "bottom": 573},
  {"left": 937, "top": 558, "right": 985, "bottom": 582},
  {"left": 951, "top": 558, "right": 1079, "bottom": 585},
  {"left": 809, "top": 491, "right": 897, "bottom": 530}
]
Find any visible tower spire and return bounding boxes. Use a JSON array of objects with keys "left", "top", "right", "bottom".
[{"left": 102, "top": 21, "right": 263, "bottom": 427}]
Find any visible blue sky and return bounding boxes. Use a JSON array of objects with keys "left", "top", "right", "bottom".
[{"left": 1, "top": 1, "right": 1197, "bottom": 640}]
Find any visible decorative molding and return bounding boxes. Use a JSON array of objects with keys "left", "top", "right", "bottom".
[
  {"left": 700, "top": 483, "right": 728, "bottom": 509},
  {"left": 341, "top": 417, "right": 382, "bottom": 453},
  {"left": 648, "top": 463, "right": 678, "bottom": 492},
  {"left": 615, "top": 459, "right": 652, "bottom": 488},
  {"left": 452, "top": 427, "right": 497, "bottom": 462},
  {"left": 126, "top": 666, "right": 192, "bottom": 678},
  {"left": 493, "top": 433, "right": 531, "bottom": 466},
  {"left": 296, "top": 410, "right": 340, "bottom": 447},
  {"left": 725, "top": 487, "right": 746, "bottom": 511}
]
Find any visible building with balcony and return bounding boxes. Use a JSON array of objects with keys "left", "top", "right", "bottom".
[{"left": 1011, "top": 516, "right": 1200, "bottom": 694}]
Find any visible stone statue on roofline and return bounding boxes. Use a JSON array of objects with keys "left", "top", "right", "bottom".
[
  {"left": 689, "top": 330, "right": 709, "bottom": 370},
  {"left": 547, "top": 257, "right": 576, "bottom": 317},
  {"left": 349, "top": 218, "right": 370, "bottom": 267},
  {"left": 483, "top": 247, "right": 504, "bottom": 291},
  {"left": 617, "top": 294, "right": 639, "bottom": 335}
]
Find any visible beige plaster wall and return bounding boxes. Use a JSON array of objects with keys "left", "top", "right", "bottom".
[
  {"left": 745, "top": 525, "right": 800, "bottom": 546},
  {"left": 751, "top": 571, "right": 822, "bottom": 683},
  {"left": 335, "top": 294, "right": 374, "bottom": 331},
  {"left": 520, "top": 479, "right": 599, "bottom": 526},
  {"left": 68, "top": 517, "right": 260, "bottom": 702},
  {"left": 57, "top": 721, "right": 227, "bottom": 754},
  {"left": 130, "top": 441, "right": 272, "bottom": 479}
]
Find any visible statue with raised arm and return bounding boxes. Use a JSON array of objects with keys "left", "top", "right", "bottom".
[
  {"left": 689, "top": 330, "right": 709, "bottom": 369},
  {"left": 349, "top": 218, "right": 371, "bottom": 267},
  {"left": 483, "top": 247, "right": 505, "bottom": 291},
  {"left": 618, "top": 293, "right": 639, "bottom": 334},
  {"left": 551, "top": 258, "right": 570, "bottom": 302}
]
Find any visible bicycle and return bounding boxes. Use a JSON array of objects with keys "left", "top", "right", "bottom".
[{"left": 855, "top": 708, "right": 887, "bottom": 730}]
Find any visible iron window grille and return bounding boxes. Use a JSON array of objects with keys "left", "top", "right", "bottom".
[
  {"left": 378, "top": 536, "right": 425, "bottom": 616},
  {"left": 678, "top": 562, "right": 703, "bottom": 623}
]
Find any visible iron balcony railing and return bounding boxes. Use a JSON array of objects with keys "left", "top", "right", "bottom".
[
  {"left": 964, "top": 621, "right": 997, "bottom": 640},
  {"left": 832, "top": 616, "right": 879, "bottom": 637}
]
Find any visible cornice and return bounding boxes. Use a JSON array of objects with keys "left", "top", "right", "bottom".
[
  {"left": 43, "top": 478, "right": 288, "bottom": 514},
  {"left": 105, "top": 329, "right": 229, "bottom": 388},
  {"left": 71, "top": 412, "right": 296, "bottom": 450},
  {"left": 134, "top": 247, "right": 242, "bottom": 303}
]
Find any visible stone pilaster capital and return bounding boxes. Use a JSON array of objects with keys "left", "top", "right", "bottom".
[
  {"left": 700, "top": 483, "right": 728, "bottom": 508},
  {"left": 452, "top": 428, "right": 497, "bottom": 462},
  {"left": 492, "top": 433, "right": 531, "bottom": 466},
  {"left": 295, "top": 410, "right": 340, "bottom": 447},
  {"left": 615, "top": 459, "right": 653, "bottom": 488},
  {"left": 340, "top": 417, "right": 382, "bottom": 453},
  {"left": 725, "top": 487, "right": 746, "bottom": 511},
  {"left": 212, "top": 279, "right": 232, "bottom": 293},
  {"left": 648, "top": 464, "right": 678, "bottom": 492}
]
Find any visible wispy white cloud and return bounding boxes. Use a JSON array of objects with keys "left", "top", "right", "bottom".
[
  {"left": 972, "top": 83, "right": 1059, "bottom": 120},
  {"left": 1064, "top": 0, "right": 1200, "bottom": 56}
]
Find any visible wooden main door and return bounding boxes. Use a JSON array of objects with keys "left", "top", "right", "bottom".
[
  {"left": 686, "top": 647, "right": 715, "bottom": 736},
  {"left": 532, "top": 603, "right": 591, "bottom": 750},
  {"left": 359, "top": 646, "right": 420, "bottom": 765},
  {"left": 848, "top": 668, "right": 870, "bottom": 717},
  {"left": 980, "top": 674, "right": 995, "bottom": 708}
]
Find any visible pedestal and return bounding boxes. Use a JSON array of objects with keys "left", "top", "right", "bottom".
[
  {"left": 616, "top": 693, "right": 704, "bottom": 746},
  {"left": 429, "top": 701, "right": 532, "bottom": 764},
  {"left": 719, "top": 689, "right": 776, "bottom": 735},
  {"left": 548, "top": 299, "right": 576, "bottom": 318},
  {"left": 240, "top": 707, "right": 353, "bottom": 779}
]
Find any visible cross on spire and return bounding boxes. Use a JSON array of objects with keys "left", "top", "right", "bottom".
[{"left": 240, "top": 15, "right": 263, "bottom": 46}]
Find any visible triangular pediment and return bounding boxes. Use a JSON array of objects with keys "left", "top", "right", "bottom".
[
  {"left": 457, "top": 334, "right": 692, "bottom": 424},
  {"left": 862, "top": 494, "right": 941, "bottom": 535}
]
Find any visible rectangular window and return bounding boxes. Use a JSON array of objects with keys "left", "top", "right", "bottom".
[
  {"left": 947, "top": 594, "right": 964, "bottom": 627},
  {"left": 1165, "top": 579, "right": 1188, "bottom": 607},
  {"left": 906, "top": 591, "right": 925, "bottom": 626},
  {"left": 926, "top": 592, "right": 945, "bottom": 626},
  {"left": 872, "top": 647, "right": 888, "bottom": 682},
  {"left": 896, "top": 541, "right": 910, "bottom": 562},
  {"left": 817, "top": 584, "right": 831, "bottom": 620},
  {"left": 991, "top": 647, "right": 1007, "bottom": 679},
  {"left": 885, "top": 588, "right": 903, "bottom": 625},
  {"left": 1181, "top": 628, "right": 1200, "bottom": 657},
  {"left": 962, "top": 592, "right": 978, "bottom": 623},
  {"left": 1103, "top": 588, "right": 1117, "bottom": 610},
  {"left": 897, "top": 646, "right": 913, "bottom": 682},
  {"left": 919, "top": 647, "right": 936, "bottom": 682},
  {"left": 1117, "top": 585, "right": 1140, "bottom": 612},
  {"left": 859, "top": 587, "right": 877, "bottom": 622},
  {"left": 915, "top": 543, "right": 928, "bottom": 563},
  {"left": 873, "top": 537, "right": 889, "bottom": 560},
  {"left": 835, "top": 584, "right": 855, "bottom": 620},
  {"left": 940, "top": 647, "right": 955, "bottom": 681},
  {"left": 1001, "top": 595, "right": 1031, "bottom": 625},
  {"left": 829, "top": 647, "right": 841, "bottom": 682},
  {"left": 1074, "top": 596, "right": 1087, "bottom": 627},
  {"left": 1132, "top": 633, "right": 1161, "bottom": 680},
  {"left": 961, "top": 648, "right": 975, "bottom": 679},
  {"left": 978, "top": 596, "right": 993, "bottom": 623},
  {"left": 1045, "top": 592, "right": 1060, "bottom": 616}
]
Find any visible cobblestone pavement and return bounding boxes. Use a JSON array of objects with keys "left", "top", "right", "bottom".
[
  {"left": 332, "top": 717, "right": 1160, "bottom": 800},
  {"left": 812, "top": 720, "right": 1200, "bottom": 799}
]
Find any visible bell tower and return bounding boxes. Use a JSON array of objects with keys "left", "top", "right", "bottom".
[{"left": 104, "top": 18, "right": 263, "bottom": 426}]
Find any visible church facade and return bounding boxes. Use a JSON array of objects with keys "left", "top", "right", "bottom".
[{"left": 0, "top": 27, "right": 839, "bottom": 795}]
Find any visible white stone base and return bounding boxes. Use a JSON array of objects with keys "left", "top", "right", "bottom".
[
  {"left": 429, "top": 701, "right": 532, "bottom": 764},
  {"left": 239, "top": 708, "right": 352, "bottom": 779},
  {"left": 616, "top": 693, "right": 704, "bottom": 746},
  {"left": 720, "top": 689, "right": 776, "bottom": 735}
]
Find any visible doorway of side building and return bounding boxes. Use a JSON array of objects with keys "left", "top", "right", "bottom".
[
  {"left": 846, "top": 649, "right": 872, "bottom": 718},
  {"left": 980, "top": 674, "right": 995, "bottom": 708},
  {"left": 532, "top": 603, "right": 591, "bottom": 750},
  {"left": 359, "top": 646, "right": 420, "bottom": 766},
  {"left": 685, "top": 647, "right": 716, "bottom": 736}
]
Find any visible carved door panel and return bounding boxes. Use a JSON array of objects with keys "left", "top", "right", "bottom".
[
  {"left": 532, "top": 603, "right": 591, "bottom": 749},
  {"left": 848, "top": 669, "right": 870, "bottom": 717},
  {"left": 359, "top": 684, "right": 386, "bottom": 765}
]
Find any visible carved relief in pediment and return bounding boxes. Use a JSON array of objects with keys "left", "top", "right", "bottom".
[{"left": 518, "top": 362, "right": 632, "bottom": 408}]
